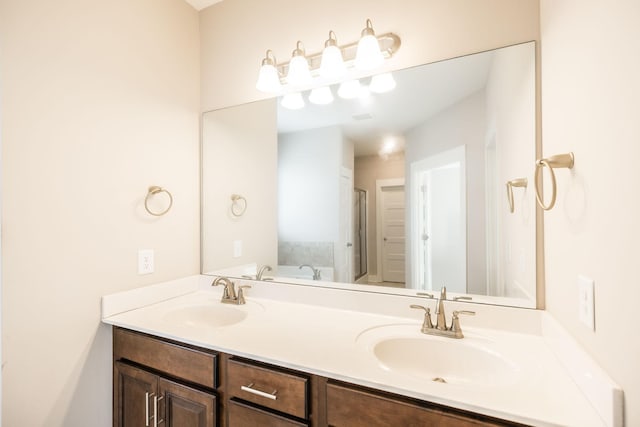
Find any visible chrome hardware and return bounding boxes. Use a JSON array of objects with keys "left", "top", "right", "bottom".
[
  {"left": 435, "top": 286, "right": 448, "bottom": 331},
  {"left": 450, "top": 310, "right": 476, "bottom": 338},
  {"left": 145, "top": 393, "right": 164, "bottom": 427},
  {"left": 410, "top": 304, "right": 434, "bottom": 332},
  {"left": 416, "top": 292, "right": 434, "bottom": 298},
  {"left": 241, "top": 383, "right": 278, "bottom": 400},
  {"left": 211, "top": 277, "right": 247, "bottom": 304},
  {"left": 299, "top": 264, "right": 322, "bottom": 280},
  {"left": 145, "top": 392, "right": 151, "bottom": 427},
  {"left": 238, "top": 285, "right": 251, "bottom": 305},
  {"left": 152, "top": 394, "right": 164, "bottom": 427},
  {"left": 410, "top": 287, "right": 475, "bottom": 339},
  {"left": 256, "top": 265, "right": 272, "bottom": 281}
]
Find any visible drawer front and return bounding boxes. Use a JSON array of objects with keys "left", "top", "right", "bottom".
[
  {"left": 227, "top": 358, "right": 308, "bottom": 419},
  {"left": 114, "top": 327, "right": 217, "bottom": 389},
  {"left": 326, "top": 382, "right": 514, "bottom": 427},
  {"left": 228, "top": 399, "right": 308, "bottom": 427}
]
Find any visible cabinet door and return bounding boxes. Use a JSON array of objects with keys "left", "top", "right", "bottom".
[
  {"left": 159, "top": 378, "right": 217, "bottom": 427},
  {"left": 114, "top": 362, "right": 158, "bottom": 427}
]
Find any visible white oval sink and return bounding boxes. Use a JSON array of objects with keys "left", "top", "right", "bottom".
[
  {"left": 373, "top": 337, "right": 520, "bottom": 387},
  {"left": 357, "top": 324, "right": 524, "bottom": 388},
  {"left": 163, "top": 304, "right": 249, "bottom": 328}
]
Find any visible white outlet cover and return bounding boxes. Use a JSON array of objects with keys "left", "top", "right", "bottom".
[
  {"left": 233, "top": 240, "right": 242, "bottom": 258},
  {"left": 578, "top": 275, "right": 595, "bottom": 331},
  {"left": 138, "top": 249, "right": 154, "bottom": 275}
]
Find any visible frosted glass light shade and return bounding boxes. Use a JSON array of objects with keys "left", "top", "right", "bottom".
[
  {"left": 369, "top": 72, "right": 396, "bottom": 93},
  {"left": 256, "top": 64, "right": 282, "bottom": 93},
  {"left": 287, "top": 55, "right": 312, "bottom": 87},
  {"left": 281, "top": 92, "right": 305, "bottom": 110},
  {"left": 355, "top": 34, "right": 383, "bottom": 70},
  {"left": 309, "top": 87, "right": 334, "bottom": 105},
  {"left": 337, "top": 80, "right": 362, "bottom": 99},
  {"left": 320, "top": 45, "right": 346, "bottom": 79}
]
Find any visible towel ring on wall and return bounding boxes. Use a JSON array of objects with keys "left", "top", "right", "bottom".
[
  {"left": 506, "top": 178, "right": 528, "bottom": 213},
  {"left": 144, "top": 186, "right": 173, "bottom": 216},
  {"left": 230, "top": 194, "right": 247, "bottom": 217},
  {"left": 534, "top": 152, "right": 574, "bottom": 211}
]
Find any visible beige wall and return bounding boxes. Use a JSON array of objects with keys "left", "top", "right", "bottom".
[
  {"left": 201, "top": 100, "right": 278, "bottom": 273},
  {"left": 200, "top": 0, "right": 540, "bottom": 112},
  {"left": 540, "top": 1, "right": 640, "bottom": 424},
  {"left": 0, "top": 0, "right": 200, "bottom": 425}
]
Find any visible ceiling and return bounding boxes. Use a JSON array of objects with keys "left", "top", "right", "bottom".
[{"left": 277, "top": 50, "right": 494, "bottom": 157}]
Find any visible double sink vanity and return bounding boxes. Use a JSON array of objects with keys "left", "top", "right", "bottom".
[{"left": 102, "top": 275, "right": 621, "bottom": 427}]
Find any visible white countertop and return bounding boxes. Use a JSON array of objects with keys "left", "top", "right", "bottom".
[{"left": 102, "top": 275, "right": 622, "bottom": 427}]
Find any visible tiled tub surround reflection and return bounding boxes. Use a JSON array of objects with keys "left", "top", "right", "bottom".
[
  {"left": 278, "top": 241, "right": 334, "bottom": 267},
  {"left": 102, "top": 275, "right": 623, "bottom": 427}
]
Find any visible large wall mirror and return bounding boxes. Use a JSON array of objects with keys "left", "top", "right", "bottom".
[{"left": 202, "top": 41, "right": 537, "bottom": 308}]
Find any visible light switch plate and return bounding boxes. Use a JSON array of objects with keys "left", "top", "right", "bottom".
[
  {"left": 138, "top": 249, "right": 154, "bottom": 275},
  {"left": 578, "top": 275, "right": 595, "bottom": 331}
]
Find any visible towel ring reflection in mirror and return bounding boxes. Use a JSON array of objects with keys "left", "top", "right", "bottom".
[
  {"left": 231, "top": 194, "right": 247, "bottom": 217},
  {"left": 534, "top": 152, "right": 574, "bottom": 211},
  {"left": 144, "top": 186, "right": 173, "bottom": 216},
  {"left": 506, "top": 178, "right": 528, "bottom": 213}
]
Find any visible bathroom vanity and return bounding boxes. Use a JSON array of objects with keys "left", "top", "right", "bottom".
[
  {"left": 102, "top": 276, "right": 621, "bottom": 427},
  {"left": 113, "top": 326, "right": 521, "bottom": 426}
]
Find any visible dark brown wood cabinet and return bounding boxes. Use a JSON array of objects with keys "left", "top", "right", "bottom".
[
  {"left": 114, "top": 361, "right": 217, "bottom": 427},
  {"left": 112, "top": 327, "right": 528, "bottom": 427},
  {"left": 326, "top": 382, "right": 518, "bottom": 427}
]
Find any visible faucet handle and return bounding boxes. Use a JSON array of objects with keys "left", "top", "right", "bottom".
[
  {"left": 410, "top": 304, "right": 434, "bottom": 331},
  {"left": 237, "top": 285, "right": 251, "bottom": 305},
  {"left": 416, "top": 292, "right": 434, "bottom": 299},
  {"left": 450, "top": 310, "right": 476, "bottom": 338}
]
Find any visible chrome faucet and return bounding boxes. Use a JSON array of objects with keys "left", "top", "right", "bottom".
[
  {"left": 256, "top": 265, "right": 273, "bottom": 281},
  {"left": 410, "top": 286, "right": 475, "bottom": 338},
  {"left": 435, "top": 286, "right": 448, "bottom": 330},
  {"left": 211, "top": 277, "right": 251, "bottom": 305},
  {"left": 299, "top": 264, "right": 321, "bottom": 280}
]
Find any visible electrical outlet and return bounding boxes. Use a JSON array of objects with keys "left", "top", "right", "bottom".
[
  {"left": 578, "top": 275, "right": 595, "bottom": 331},
  {"left": 233, "top": 240, "right": 242, "bottom": 258},
  {"left": 138, "top": 249, "right": 154, "bottom": 275}
]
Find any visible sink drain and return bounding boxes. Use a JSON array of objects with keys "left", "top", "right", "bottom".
[{"left": 432, "top": 377, "right": 447, "bottom": 383}]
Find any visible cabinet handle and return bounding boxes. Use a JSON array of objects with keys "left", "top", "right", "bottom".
[
  {"left": 153, "top": 394, "right": 164, "bottom": 427},
  {"left": 241, "top": 383, "right": 278, "bottom": 400},
  {"left": 145, "top": 392, "right": 152, "bottom": 427}
]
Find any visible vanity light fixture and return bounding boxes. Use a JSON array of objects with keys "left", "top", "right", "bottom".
[
  {"left": 287, "top": 41, "right": 312, "bottom": 87},
  {"left": 281, "top": 92, "right": 305, "bottom": 110},
  {"left": 255, "top": 19, "right": 401, "bottom": 94},
  {"left": 369, "top": 72, "right": 396, "bottom": 93},
  {"left": 309, "top": 86, "right": 334, "bottom": 105},
  {"left": 355, "top": 19, "right": 384, "bottom": 71},
  {"left": 255, "top": 50, "right": 282, "bottom": 93},
  {"left": 337, "top": 79, "right": 364, "bottom": 99},
  {"left": 319, "top": 31, "right": 346, "bottom": 79}
]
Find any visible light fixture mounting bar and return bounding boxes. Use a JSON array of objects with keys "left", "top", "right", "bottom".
[{"left": 276, "top": 32, "right": 401, "bottom": 83}]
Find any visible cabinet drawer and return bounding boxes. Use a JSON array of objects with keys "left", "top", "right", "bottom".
[
  {"left": 227, "top": 358, "right": 309, "bottom": 419},
  {"left": 327, "top": 382, "right": 517, "bottom": 427},
  {"left": 114, "top": 327, "right": 218, "bottom": 389},
  {"left": 228, "top": 399, "right": 308, "bottom": 427}
]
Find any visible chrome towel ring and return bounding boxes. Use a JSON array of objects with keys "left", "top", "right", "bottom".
[
  {"left": 534, "top": 152, "right": 574, "bottom": 211},
  {"left": 506, "top": 178, "right": 528, "bottom": 213},
  {"left": 144, "top": 186, "right": 173, "bottom": 216},
  {"left": 230, "top": 194, "right": 247, "bottom": 217}
]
